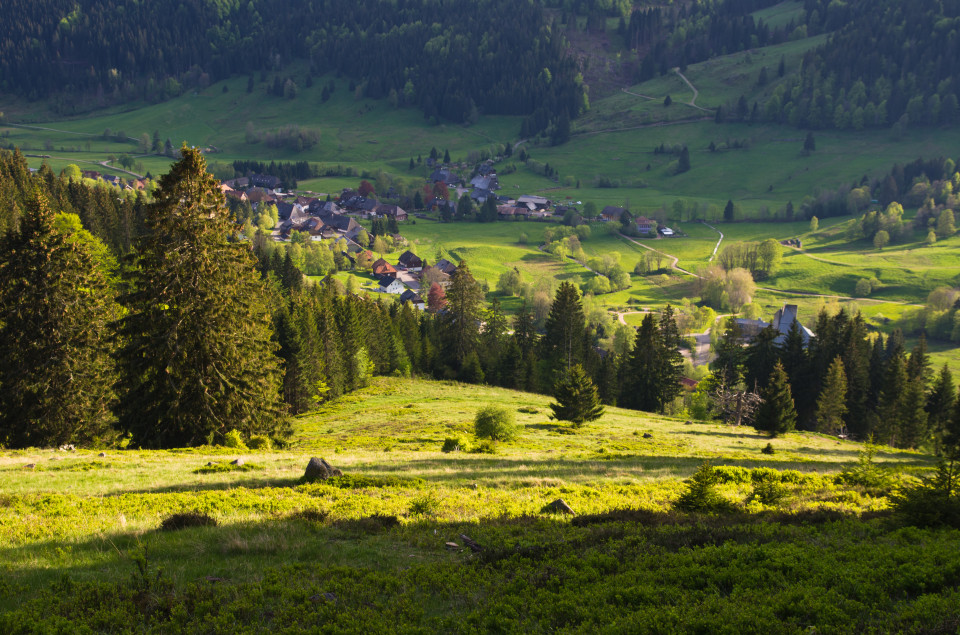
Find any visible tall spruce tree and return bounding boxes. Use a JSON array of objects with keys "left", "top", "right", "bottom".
[
  {"left": 441, "top": 261, "right": 484, "bottom": 369},
  {"left": 927, "top": 364, "right": 957, "bottom": 455},
  {"left": 622, "top": 313, "right": 660, "bottom": 411},
  {"left": 0, "top": 192, "right": 118, "bottom": 448},
  {"left": 656, "top": 305, "right": 685, "bottom": 410},
  {"left": 754, "top": 361, "right": 797, "bottom": 437},
  {"left": 541, "top": 281, "right": 586, "bottom": 373},
  {"left": 115, "top": 147, "right": 287, "bottom": 448},
  {"left": 549, "top": 364, "right": 604, "bottom": 427},
  {"left": 816, "top": 356, "right": 848, "bottom": 435}
]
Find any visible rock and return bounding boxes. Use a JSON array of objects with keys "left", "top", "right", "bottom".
[
  {"left": 459, "top": 534, "right": 483, "bottom": 552},
  {"left": 471, "top": 483, "right": 478, "bottom": 490},
  {"left": 230, "top": 458, "right": 245, "bottom": 466},
  {"left": 304, "top": 457, "right": 342, "bottom": 481},
  {"left": 643, "top": 433, "right": 653, "bottom": 439},
  {"left": 445, "top": 542, "right": 460, "bottom": 550},
  {"left": 543, "top": 498, "right": 576, "bottom": 515},
  {"left": 24, "top": 464, "right": 35, "bottom": 469},
  {"left": 685, "top": 420, "right": 693, "bottom": 425},
  {"left": 98, "top": 452, "right": 107, "bottom": 458},
  {"left": 206, "top": 462, "right": 214, "bottom": 467}
]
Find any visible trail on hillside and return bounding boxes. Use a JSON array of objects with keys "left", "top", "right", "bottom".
[
  {"left": 672, "top": 68, "right": 711, "bottom": 113},
  {"left": 23, "top": 153, "right": 143, "bottom": 179},
  {"left": 5, "top": 122, "right": 139, "bottom": 143},
  {"left": 702, "top": 222, "right": 723, "bottom": 261},
  {"left": 786, "top": 245, "right": 851, "bottom": 266},
  {"left": 620, "top": 88, "right": 656, "bottom": 100},
  {"left": 571, "top": 116, "right": 712, "bottom": 139}
]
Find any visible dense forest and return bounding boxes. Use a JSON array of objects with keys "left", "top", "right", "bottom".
[{"left": 0, "top": 0, "right": 585, "bottom": 136}]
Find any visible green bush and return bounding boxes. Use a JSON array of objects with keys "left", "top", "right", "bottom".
[
  {"left": 761, "top": 442, "right": 775, "bottom": 455},
  {"left": 749, "top": 479, "right": 789, "bottom": 507},
  {"left": 192, "top": 460, "right": 261, "bottom": 474},
  {"left": 247, "top": 435, "right": 272, "bottom": 450},
  {"left": 222, "top": 430, "right": 248, "bottom": 449},
  {"left": 409, "top": 492, "right": 440, "bottom": 517},
  {"left": 892, "top": 459, "right": 960, "bottom": 528},
  {"left": 470, "top": 440, "right": 498, "bottom": 454},
  {"left": 441, "top": 436, "right": 472, "bottom": 453},
  {"left": 675, "top": 462, "right": 737, "bottom": 513},
  {"left": 835, "top": 442, "right": 897, "bottom": 491},
  {"left": 474, "top": 406, "right": 518, "bottom": 441}
]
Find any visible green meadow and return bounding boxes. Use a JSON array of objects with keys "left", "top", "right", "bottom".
[{"left": 3, "top": 377, "right": 957, "bottom": 632}]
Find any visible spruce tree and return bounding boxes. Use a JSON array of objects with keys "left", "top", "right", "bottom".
[
  {"left": 0, "top": 193, "right": 118, "bottom": 448},
  {"left": 541, "top": 281, "right": 586, "bottom": 373},
  {"left": 549, "top": 364, "right": 604, "bottom": 427},
  {"left": 115, "top": 147, "right": 287, "bottom": 448},
  {"left": 816, "top": 356, "right": 848, "bottom": 435},
  {"left": 754, "top": 362, "right": 797, "bottom": 437},
  {"left": 656, "top": 305, "right": 685, "bottom": 409},
  {"left": 441, "top": 261, "right": 484, "bottom": 369},
  {"left": 927, "top": 364, "right": 957, "bottom": 455},
  {"left": 622, "top": 313, "right": 660, "bottom": 411}
]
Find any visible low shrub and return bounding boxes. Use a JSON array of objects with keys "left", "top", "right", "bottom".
[
  {"left": 892, "top": 459, "right": 960, "bottom": 528},
  {"left": 325, "top": 474, "right": 426, "bottom": 489},
  {"left": 192, "top": 461, "right": 261, "bottom": 474},
  {"left": 333, "top": 514, "right": 400, "bottom": 533},
  {"left": 469, "top": 440, "right": 498, "bottom": 454},
  {"left": 160, "top": 512, "right": 217, "bottom": 531},
  {"left": 288, "top": 508, "right": 329, "bottom": 523},
  {"left": 748, "top": 479, "right": 789, "bottom": 507},
  {"left": 474, "top": 406, "right": 518, "bottom": 441},
  {"left": 517, "top": 406, "right": 539, "bottom": 414},
  {"left": 675, "top": 462, "right": 737, "bottom": 513},
  {"left": 409, "top": 492, "right": 441, "bottom": 517},
  {"left": 835, "top": 442, "right": 897, "bottom": 491},
  {"left": 761, "top": 443, "right": 775, "bottom": 455},
  {"left": 247, "top": 435, "right": 272, "bottom": 450},
  {"left": 222, "top": 430, "right": 248, "bottom": 450},
  {"left": 441, "top": 436, "right": 472, "bottom": 453}
]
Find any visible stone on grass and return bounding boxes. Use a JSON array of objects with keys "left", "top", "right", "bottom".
[
  {"left": 445, "top": 542, "right": 460, "bottom": 550},
  {"left": 303, "top": 457, "right": 342, "bottom": 481},
  {"left": 643, "top": 433, "right": 653, "bottom": 439},
  {"left": 230, "top": 458, "right": 245, "bottom": 466},
  {"left": 542, "top": 498, "right": 576, "bottom": 515},
  {"left": 98, "top": 452, "right": 107, "bottom": 458}
]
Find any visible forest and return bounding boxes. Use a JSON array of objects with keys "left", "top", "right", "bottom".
[{"left": 0, "top": 0, "right": 585, "bottom": 136}]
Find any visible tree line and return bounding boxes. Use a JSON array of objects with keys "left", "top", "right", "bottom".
[{"left": 0, "top": 0, "right": 584, "bottom": 137}]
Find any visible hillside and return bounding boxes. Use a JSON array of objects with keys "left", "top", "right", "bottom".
[{"left": 3, "top": 377, "right": 957, "bottom": 632}]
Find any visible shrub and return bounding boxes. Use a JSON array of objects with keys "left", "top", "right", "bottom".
[
  {"left": 675, "top": 462, "right": 737, "bottom": 513},
  {"left": 160, "top": 512, "right": 217, "bottom": 531},
  {"left": 470, "top": 440, "right": 498, "bottom": 454},
  {"left": 892, "top": 459, "right": 960, "bottom": 528},
  {"left": 835, "top": 442, "right": 897, "bottom": 491},
  {"left": 517, "top": 406, "right": 539, "bottom": 414},
  {"left": 474, "top": 406, "right": 518, "bottom": 441},
  {"left": 441, "top": 436, "right": 472, "bottom": 453},
  {"left": 222, "top": 430, "right": 248, "bottom": 449},
  {"left": 761, "top": 443, "right": 775, "bottom": 455},
  {"left": 247, "top": 435, "right": 272, "bottom": 450},
  {"left": 192, "top": 461, "right": 260, "bottom": 474},
  {"left": 749, "top": 479, "right": 788, "bottom": 507},
  {"left": 409, "top": 492, "right": 441, "bottom": 517}
]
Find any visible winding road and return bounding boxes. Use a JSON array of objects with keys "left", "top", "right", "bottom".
[{"left": 672, "top": 68, "right": 712, "bottom": 113}]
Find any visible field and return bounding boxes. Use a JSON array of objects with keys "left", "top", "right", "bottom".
[{"left": 3, "top": 377, "right": 958, "bottom": 632}]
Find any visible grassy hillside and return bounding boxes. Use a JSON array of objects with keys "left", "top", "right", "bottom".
[{"left": 2, "top": 377, "right": 956, "bottom": 632}]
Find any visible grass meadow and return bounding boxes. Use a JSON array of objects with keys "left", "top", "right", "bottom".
[{"left": 3, "top": 377, "right": 958, "bottom": 632}]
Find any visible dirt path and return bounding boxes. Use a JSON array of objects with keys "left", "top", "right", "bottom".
[
  {"left": 702, "top": 222, "right": 723, "bottom": 261},
  {"left": 786, "top": 245, "right": 851, "bottom": 266},
  {"left": 621, "top": 87, "right": 656, "bottom": 100},
  {"left": 672, "top": 68, "right": 711, "bottom": 113},
  {"left": 5, "top": 122, "right": 139, "bottom": 143}
]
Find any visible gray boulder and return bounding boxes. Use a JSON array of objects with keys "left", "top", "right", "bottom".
[
  {"left": 542, "top": 498, "right": 576, "bottom": 515},
  {"left": 303, "top": 457, "right": 342, "bottom": 481}
]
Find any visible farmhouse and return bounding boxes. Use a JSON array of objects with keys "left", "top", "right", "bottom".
[
  {"left": 397, "top": 250, "right": 423, "bottom": 271},
  {"left": 399, "top": 289, "right": 425, "bottom": 310},
  {"left": 734, "top": 304, "right": 815, "bottom": 346},
  {"left": 373, "top": 204, "right": 408, "bottom": 221},
  {"left": 372, "top": 258, "right": 397, "bottom": 276},
  {"left": 377, "top": 275, "right": 405, "bottom": 295},
  {"left": 517, "top": 195, "right": 550, "bottom": 209},
  {"left": 429, "top": 168, "right": 461, "bottom": 186},
  {"left": 601, "top": 206, "right": 627, "bottom": 221},
  {"left": 249, "top": 174, "right": 282, "bottom": 190},
  {"left": 636, "top": 216, "right": 656, "bottom": 234}
]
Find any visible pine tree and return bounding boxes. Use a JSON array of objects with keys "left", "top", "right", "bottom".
[
  {"left": 549, "top": 364, "right": 604, "bottom": 427},
  {"left": 927, "top": 364, "right": 957, "bottom": 455},
  {"left": 115, "top": 147, "right": 287, "bottom": 448},
  {"left": 541, "top": 281, "right": 585, "bottom": 373},
  {"left": 656, "top": 305, "right": 685, "bottom": 409},
  {"left": 876, "top": 353, "right": 907, "bottom": 446},
  {"left": 441, "top": 261, "right": 484, "bottom": 369},
  {"left": 724, "top": 199, "right": 735, "bottom": 221},
  {"left": 622, "top": 313, "right": 659, "bottom": 411},
  {"left": 0, "top": 193, "right": 118, "bottom": 448},
  {"left": 816, "top": 356, "right": 848, "bottom": 435},
  {"left": 754, "top": 362, "right": 797, "bottom": 437}
]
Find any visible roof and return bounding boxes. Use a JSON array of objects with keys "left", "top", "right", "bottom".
[
  {"left": 378, "top": 274, "right": 401, "bottom": 288},
  {"left": 434, "top": 259, "right": 457, "bottom": 275},
  {"left": 771, "top": 304, "right": 814, "bottom": 346},
  {"left": 397, "top": 250, "right": 423, "bottom": 267},
  {"left": 601, "top": 206, "right": 626, "bottom": 219},
  {"left": 400, "top": 290, "right": 421, "bottom": 304}
]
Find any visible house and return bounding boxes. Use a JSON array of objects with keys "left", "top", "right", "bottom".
[
  {"left": 320, "top": 214, "right": 361, "bottom": 234},
  {"left": 419, "top": 265, "right": 450, "bottom": 289},
  {"left": 517, "top": 195, "right": 550, "bottom": 209},
  {"left": 636, "top": 216, "right": 656, "bottom": 234},
  {"left": 275, "top": 201, "right": 295, "bottom": 221},
  {"left": 470, "top": 188, "right": 493, "bottom": 204},
  {"left": 81, "top": 170, "right": 101, "bottom": 180},
  {"left": 771, "top": 304, "right": 814, "bottom": 346},
  {"left": 601, "top": 206, "right": 627, "bottom": 222},
  {"left": 373, "top": 204, "right": 408, "bottom": 221},
  {"left": 434, "top": 258, "right": 457, "bottom": 275},
  {"left": 245, "top": 188, "right": 277, "bottom": 204},
  {"left": 733, "top": 304, "right": 815, "bottom": 347},
  {"left": 313, "top": 200, "right": 340, "bottom": 215},
  {"left": 249, "top": 174, "right": 282, "bottom": 190},
  {"left": 497, "top": 205, "right": 531, "bottom": 220},
  {"left": 470, "top": 174, "right": 500, "bottom": 191},
  {"left": 222, "top": 177, "right": 249, "bottom": 189},
  {"left": 399, "top": 289, "right": 425, "bottom": 310},
  {"left": 429, "top": 168, "right": 461, "bottom": 186},
  {"left": 377, "top": 275, "right": 406, "bottom": 295},
  {"left": 372, "top": 258, "right": 397, "bottom": 276},
  {"left": 397, "top": 250, "right": 423, "bottom": 271},
  {"left": 680, "top": 377, "right": 699, "bottom": 391}
]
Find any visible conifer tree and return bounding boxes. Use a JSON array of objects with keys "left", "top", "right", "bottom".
[
  {"left": 549, "top": 364, "right": 604, "bottom": 427},
  {"left": 876, "top": 353, "right": 907, "bottom": 446},
  {"left": 541, "top": 281, "right": 585, "bottom": 373},
  {"left": 0, "top": 193, "right": 118, "bottom": 448},
  {"left": 622, "top": 313, "right": 659, "bottom": 411},
  {"left": 115, "top": 147, "right": 287, "bottom": 448},
  {"left": 441, "top": 261, "right": 484, "bottom": 368},
  {"left": 816, "top": 356, "right": 848, "bottom": 435},
  {"left": 927, "top": 364, "right": 957, "bottom": 455},
  {"left": 754, "top": 361, "right": 797, "bottom": 437}
]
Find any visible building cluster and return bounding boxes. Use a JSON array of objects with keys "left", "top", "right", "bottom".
[{"left": 371, "top": 252, "right": 459, "bottom": 309}]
